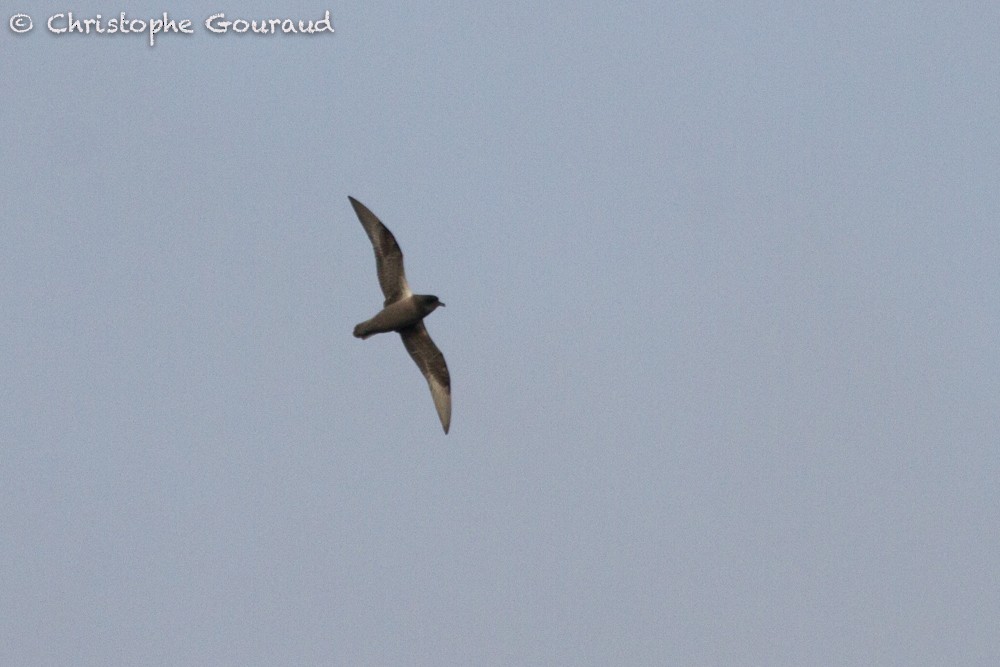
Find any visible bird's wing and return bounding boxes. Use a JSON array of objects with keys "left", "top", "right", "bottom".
[
  {"left": 399, "top": 322, "right": 451, "bottom": 434},
  {"left": 349, "top": 196, "right": 412, "bottom": 305}
]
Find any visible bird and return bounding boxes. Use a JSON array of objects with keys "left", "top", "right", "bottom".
[{"left": 349, "top": 196, "right": 451, "bottom": 434}]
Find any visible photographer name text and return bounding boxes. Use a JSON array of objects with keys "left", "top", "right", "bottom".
[{"left": 7, "top": 11, "right": 335, "bottom": 46}]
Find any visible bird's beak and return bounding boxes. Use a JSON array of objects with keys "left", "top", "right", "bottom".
[{"left": 439, "top": 302, "right": 446, "bottom": 307}]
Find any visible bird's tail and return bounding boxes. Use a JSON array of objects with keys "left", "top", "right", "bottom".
[{"left": 353, "top": 322, "right": 374, "bottom": 339}]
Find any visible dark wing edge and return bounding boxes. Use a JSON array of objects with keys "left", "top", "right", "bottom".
[
  {"left": 348, "top": 196, "right": 410, "bottom": 304},
  {"left": 399, "top": 322, "right": 451, "bottom": 434}
]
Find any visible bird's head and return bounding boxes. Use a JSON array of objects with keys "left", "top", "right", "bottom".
[{"left": 418, "top": 294, "right": 445, "bottom": 313}]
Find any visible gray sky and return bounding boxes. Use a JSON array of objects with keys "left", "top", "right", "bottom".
[{"left": 2, "top": 2, "right": 998, "bottom": 664}]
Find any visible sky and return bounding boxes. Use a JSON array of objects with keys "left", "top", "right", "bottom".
[{"left": 1, "top": 2, "right": 998, "bottom": 664}]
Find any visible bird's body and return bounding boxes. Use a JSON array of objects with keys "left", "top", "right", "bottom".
[
  {"left": 349, "top": 196, "right": 451, "bottom": 434},
  {"left": 353, "top": 294, "right": 443, "bottom": 340}
]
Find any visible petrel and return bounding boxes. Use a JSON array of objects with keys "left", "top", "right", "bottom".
[{"left": 349, "top": 196, "right": 451, "bottom": 434}]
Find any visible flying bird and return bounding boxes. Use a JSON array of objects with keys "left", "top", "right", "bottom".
[{"left": 349, "top": 196, "right": 451, "bottom": 434}]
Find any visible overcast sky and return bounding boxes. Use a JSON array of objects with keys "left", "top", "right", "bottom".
[{"left": 2, "top": 2, "right": 998, "bottom": 665}]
